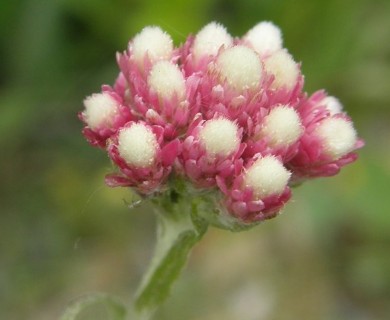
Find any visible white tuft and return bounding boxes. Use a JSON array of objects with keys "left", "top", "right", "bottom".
[
  {"left": 117, "top": 123, "right": 158, "bottom": 168},
  {"left": 83, "top": 93, "right": 118, "bottom": 131},
  {"left": 130, "top": 26, "right": 173, "bottom": 67},
  {"left": 217, "top": 45, "right": 262, "bottom": 92},
  {"left": 322, "top": 96, "right": 343, "bottom": 115},
  {"left": 199, "top": 118, "right": 240, "bottom": 157},
  {"left": 193, "top": 22, "right": 233, "bottom": 60},
  {"left": 261, "top": 105, "right": 303, "bottom": 147},
  {"left": 148, "top": 61, "right": 186, "bottom": 101},
  {"left": 264, "top": 49, "right": 299, "bottom": 91},
  {"left": 315, "top": 117, "right": 357, "bottom": 160},
  {"left": 244, "top": 21, "right": 283, "bottom": 56},
  {"left": 244, "top": 156, "right": 291, "bottom": 199}
]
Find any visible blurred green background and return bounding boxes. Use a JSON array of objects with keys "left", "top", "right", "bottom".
[{"left": 1, "top": 0, "right": 389, "bottom": 319}]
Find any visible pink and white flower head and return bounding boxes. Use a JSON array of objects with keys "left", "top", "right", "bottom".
[
  {"left": 198, "top": 44, "right": 266, "bottom": 129},
  {"left": 262, "top": 49, "right": 304, "bottom": 106},
  {"left": 218, "top": 155, "right": 292, "bottom": 222},
  {"left": 182, "top": 22, "right": 233, "bottom": 74},
  {"left": 321, "top": 96, "right": 343, "bottom": 115},
  {"left": 242, "top": 21, "right": 283, "bottom": 58},
  {"left": 179, "top": 116, "right": 245, "bottom": 188},
  {"left": 141, "top": 60, "right": 201, "bottom": 137},
  {"left": 128, "top": 26, "right": 174, "bottom": 72},
  {"left": 80, "top": 89, "right": 133, "bottom": 148},
  {"left": 81, "top": 22, "right": 363, "bottom": 228},
  {"left": 245, "top": 104, "right": 304, "bottom": 161},
  {"left": 106, "top": 122, "right": 180, "bottom": 194},
  {"left": 116, "top": 28, "right": 201, "bottom": 138},
  {"left": 288, "top": 91, "right": 363, "bottom": 181}
]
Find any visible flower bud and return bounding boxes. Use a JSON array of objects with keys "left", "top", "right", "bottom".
[
  {"left": 260, "top": 105, "right": 303, "bottom": 147},
  {"left": 322, "top": 96, "right": 343, "bottom": 115},
  {"left": 199, "top": 118, "right": 240, "bottom": 158},
  {"left": 148, "top": 60, "right": 186, "bottom": 101},
  {"left": 130, "top": 26, "right": 173, "bottom": 67},
  {"left": 117, "top": 123, "right": 158, "bottom": 168},
  {"left": 82, "top": 93, "right": 119, "bottom": 131},
  {"left": 314, "top": 117, "right": 357, "bottom": 160},
  {"left": 244, "top": 156, "right": 291, "bottom": 199},
  {"left": 244, "top": 21, "right": 282, "bottom": 56},
  {"left": 192, "top": 22, "right": 233, "bottom": 60},
  {"left": 264, "top": 49, "right": 298, "bottom": 91},
  {"left": 216, "top": 45, "right": 262, "bottom": 92}
]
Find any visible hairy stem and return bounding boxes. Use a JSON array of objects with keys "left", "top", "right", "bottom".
[{"left": 133, "top": 190, "right": 208, "bottom": 319}]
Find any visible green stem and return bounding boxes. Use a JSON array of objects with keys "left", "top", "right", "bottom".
[
  {"left": 59, "top": 191, "right": 208, "bottom": 320},
  {"left": 133, "top": 191, "right": 208, "bottom": 319}
]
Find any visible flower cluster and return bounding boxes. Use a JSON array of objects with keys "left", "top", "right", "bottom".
[{"left": 80, "top": 22, "right": 363, "bottom": 224}]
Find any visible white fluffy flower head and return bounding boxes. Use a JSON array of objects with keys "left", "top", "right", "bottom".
[
  {"left": 217, "top": 45, "right": 263, "bottom": 92},
  {"left": 148, "top": 61, "right": 186, "bottom": 101},
  {"left": 244, "top": 156, "right": 291, "bottom": 199},
  {"left": 322, "top": 96, "right": 343, "bottom": 115},
  {"left": 264, "top": 49, "right": 299, "bottom": 91},
  {"left": 131, "top": 26, "right": 173, "bottom": 67},
  {"left": 199, "top": 118, "right": 240, "bottom": 158},
  {"left": 83, "top": 93, "right": 118, "bottom": 131},
  {"left": 193, "top": 22, "right": 233, "bottom": 60},
  {"left": 315, "top": 117, "right": 357, "bottom": 160},
  {"left": 118, "top": 123, "right": 158, "bottom": 168},
  {"left": 261, "top": 105, "right": 303, "bottom": 147},
  {"left": 244, "top": 21, "right": 283, "bottom": 56}
]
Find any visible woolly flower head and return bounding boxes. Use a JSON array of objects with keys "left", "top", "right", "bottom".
[
  {"left": 117, "top": 123, "right": 158, "bottom": 168},
  {"left": 260, "top": 105, "right": 303, "bottom": 147},
  {"left": 193, "top": 22, "right": 233, "bottom": 60},
  {"left": 264, "top": 49, "right": 299, "bottom": 91},
  {"left": 216, "top": 45, "right": 262, "bottom": 92},
  {"left": 130, "top": 26, "right": 173, "bottom": 68},
  {"left": 81, "top": 21, "right": 362, "bottom": 227},
  {"left": 244, "top": 21, "right": 283, "bottom": 56},
  {"left": 322, "top": 96, "right": 343, "bottom": 115},
  {"left": 244, "top": 156, "right": 291, "bottom": 199},
  {"left": 82, "top": 93, "right": 119, "bottom": 131},
  {"left": 314, "top": 117, "right": 357, "bottom": 160},
  {"left": 199, "top": 118, "right": 240, "bottom": 158},
  {"left": 148, "top": 60, "right": 186, "bottom": 101}
]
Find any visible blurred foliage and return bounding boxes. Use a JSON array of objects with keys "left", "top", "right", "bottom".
[{"left": 1, "top": 0, "right": 390, "bottom": 319}]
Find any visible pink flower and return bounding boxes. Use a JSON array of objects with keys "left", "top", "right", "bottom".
[
  {"left": 182, "top": 22, "right": 233, "bottom": 75},
  {"left": 287, "top": 91, "right": 364, "bottom": 182},
  {"left": 244, "top": 104, "right": 304, "bottom": 161},
  {"left": 80, "top": 88, "right": 133, "bottom": 148},
  {"left": 106, "top": 122, "right": 180, "bottom": 194},
  {"left": 81, "top": 22, "right": 363, "bottom": 226},
  {"left": 179, "top": 116, "right": 245, "bottom": 188},
  {"left": 197, "top": 44, "right": 265, "bottom": 129},
  {"left": 242, "top": 21, "right": 283, "bottom": 58},
  {"left": 261, "top": 49, "right": 305, "bottom": 107},
  {"left": 116, "top": 35, "right": 201, "bottom": 139},
  {"left": 217, "top": 155, "right": 292, "bottom": 222}
]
